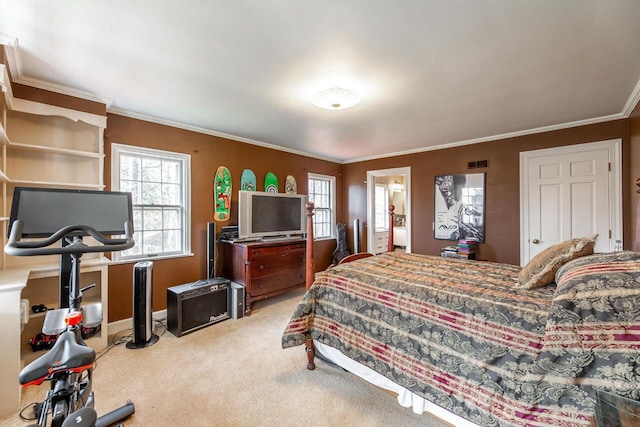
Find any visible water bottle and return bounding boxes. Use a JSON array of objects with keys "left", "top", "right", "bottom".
[{"left": 614, "top": 240, "right": 622, "bottom": 252}]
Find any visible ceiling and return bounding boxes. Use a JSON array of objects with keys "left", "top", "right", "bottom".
[{"left": 1, "top": 1, "right": 640, "bottom": 163}]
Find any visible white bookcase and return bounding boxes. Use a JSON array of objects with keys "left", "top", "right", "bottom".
[{"left": 0, "top": 64, "right": 108, "bottom": 416}]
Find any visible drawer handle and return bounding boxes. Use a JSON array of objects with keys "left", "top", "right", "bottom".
[
  {"left": 259, "top": 265, "right": 264, "bottom": 270},
  {"left": 258, "top": 283, "right": 263, "bottom": 289}
]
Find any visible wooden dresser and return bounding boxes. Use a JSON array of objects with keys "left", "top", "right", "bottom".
[{"left": 221, "top": 239, "right": 306, "bottom": 314}]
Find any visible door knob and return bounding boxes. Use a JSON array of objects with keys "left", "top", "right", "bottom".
[{"left": 532, "top": 239, "right": 540, "bottom": 244}]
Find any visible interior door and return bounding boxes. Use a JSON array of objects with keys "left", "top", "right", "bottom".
[
  {"left": 521, "top": 140, "right": 621, "bottom": 264},
  {"left": 366, "top": 167, "right": 412, "bottom": 254}
]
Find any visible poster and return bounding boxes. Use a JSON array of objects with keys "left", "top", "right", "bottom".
[{"left": 434, "top": 173, "right": 485, "bottom": 242}]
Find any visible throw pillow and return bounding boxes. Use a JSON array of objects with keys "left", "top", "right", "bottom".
[{"left": 516, "top": 234, "right": 598, "bottom": 289}]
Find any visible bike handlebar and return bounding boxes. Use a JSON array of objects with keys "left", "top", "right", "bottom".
[{"left": 5, "top": 220, "right": 135, "bottom": 257}]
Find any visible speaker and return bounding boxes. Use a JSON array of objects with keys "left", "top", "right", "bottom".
[
  {"left": 229, "top": 281, "right": 245, "bottom": 319},
  {"left": 207, "top": 222, "right": 216, "bottom": 279},
  {"left": 167, "top": 278, "right": 230, "bottom": 337},
  {"left": 127, "top": 261, "right": 159, "bottom": 349}
]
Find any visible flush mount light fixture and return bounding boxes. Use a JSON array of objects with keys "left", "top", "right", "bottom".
[
  {"left": 312, "top": 87, "right": 361, "bottom": 110},
  {"left": 389, "top": 180, "right": 405, "bottom": 192}
]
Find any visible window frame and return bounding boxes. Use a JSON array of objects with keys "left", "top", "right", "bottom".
[
  {"left": 111, "top": 143, "right": 191, "bottom": 262},
  {"left": 307, "top": 172, "right": 336, "bottom": 241},
  {"left": 374, "top": 183, "right": 389, "bottom": 231}
]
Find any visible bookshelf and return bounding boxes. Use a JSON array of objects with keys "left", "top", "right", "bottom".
[{"left": 0, "top": 68, "right": 108, "bottom": 417}]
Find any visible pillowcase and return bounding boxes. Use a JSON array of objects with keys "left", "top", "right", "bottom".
[{"left": 516, "top": 234, "right": 597, "bottom": 289}]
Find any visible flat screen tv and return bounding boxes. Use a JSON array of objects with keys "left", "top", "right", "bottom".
[
  {"left": 8, "top": 187, "right": 133, "bottom": 238},
  {"left": 238, "top": 191, "right": 307, "bottom": 239}
]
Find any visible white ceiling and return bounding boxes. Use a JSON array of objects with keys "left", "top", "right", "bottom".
[{"left": 1, "top": 1, "right": 640, "bottom": 163}]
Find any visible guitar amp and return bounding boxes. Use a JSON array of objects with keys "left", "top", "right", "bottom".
[{"left": 167, "top": 278, "right": 230, "bottom": 337}]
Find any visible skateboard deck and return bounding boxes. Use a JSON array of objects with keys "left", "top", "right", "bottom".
[
  {"left": 264, "top": 172, "right": 278, "bottom": 193},
  {"left": 285, "top": 175, "right": 297, "bottom": 194},
  {"left": 214, "top": 166, "right": 232, "bottom": 221},
  {"left": 240, "top": 169, "right": 256, "bottom": 191}
]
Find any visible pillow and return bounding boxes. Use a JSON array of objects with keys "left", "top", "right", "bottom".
[
  {"left": 516, "top": 234, "right": 597, "bottom": 289},
  {"left": 554, "top": 250, "right": 640, "bottom": 287}
]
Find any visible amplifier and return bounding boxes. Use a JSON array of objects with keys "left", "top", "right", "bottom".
[{"left": 167, "top": 277, "right": 230, "bottom": 337}]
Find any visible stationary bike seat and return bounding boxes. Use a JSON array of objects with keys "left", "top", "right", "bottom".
[{"left": 19, "top": 330, "right": 96, "bottom": 386}]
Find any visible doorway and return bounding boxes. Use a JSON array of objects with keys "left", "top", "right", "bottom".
[
  {"left": 519, "top": 139, "right": 622, "bottom": 265},
  {"left": 366, "top": 167, "right": 411, "bottom": 254}
]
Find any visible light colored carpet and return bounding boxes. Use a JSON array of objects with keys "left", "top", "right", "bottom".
[{"left": 1, "top": 288, "right": 447, "bottom": 427}]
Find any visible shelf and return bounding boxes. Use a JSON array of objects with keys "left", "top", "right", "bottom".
[
  {"left": 10, "top": 97, "right": 107, "bottom": 128},
  {"left": 0, "top": 71, "right": 108, "bottom": 417},
  {"left": 24, "top": 257, "right": 110, "bottom": 280},
  {"left": 0, "top": 123, "right": 8, "bottom": 145},
  {"left": 0, "top": 171, "right": 104, "bottom": 188},
  {"left": 8, "top": 141, "right": 103, "bottom": 159},
  {"left": 25, "top": 298, "right": 101, "bottom": 315},
  {"left": 8, "top": 179, "right": 104, "bottom": 190}
]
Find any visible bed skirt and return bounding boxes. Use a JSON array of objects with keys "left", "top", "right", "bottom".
[{"left": 314, "top": 341, "right": 479, "bottom": 427}]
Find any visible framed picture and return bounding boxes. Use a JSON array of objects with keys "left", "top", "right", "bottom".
[{"left": 434, "top": 173, "right": 485, "bottom": 242}]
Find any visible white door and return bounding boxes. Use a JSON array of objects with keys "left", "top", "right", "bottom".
[
  {"left": 366, "top": 167, "right": 412, "bottom": 253},
  {"left": 520, "top": 140, "right": 622, "bottom": 264}
]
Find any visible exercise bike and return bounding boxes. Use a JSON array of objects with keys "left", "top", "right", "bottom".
[{"left": 5, "top": 189, "right": 136, "bottom": 427}]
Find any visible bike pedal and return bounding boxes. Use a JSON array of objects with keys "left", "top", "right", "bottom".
[{"left": 34, "top": 401, "right": 44, "bottom": 419}]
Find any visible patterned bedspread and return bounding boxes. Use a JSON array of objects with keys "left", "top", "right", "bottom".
[{"left": 282, "top": 251, "right": 640, "bottom": 427}]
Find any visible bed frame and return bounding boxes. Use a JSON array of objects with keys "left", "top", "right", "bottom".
[
  {"left": 304, "top": 201, "right": 395, "bottom": 370},
  {"left": 303, "top": 177, "right": 640, "bottom": 369},
  {"left": 636, "top": 177, "right": 640, "bottom": 251}
]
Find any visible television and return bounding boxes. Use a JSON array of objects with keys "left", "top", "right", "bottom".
[
  {"left": 8, "top": 187, "right": 133, "bottom": 238},
  {"left": 238, "top": 191, "right": 307, "bottom": 240}
]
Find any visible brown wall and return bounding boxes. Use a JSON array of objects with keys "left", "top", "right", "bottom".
[
  {"left": 12, "top": 84, "right": 107, "bottom": 116},
  {"left": 105, "top": 114, "right": 341, "bottom": 322},
  {"left": 5, "top": 42, "right": 637, "bottom": 322},
  {"left": 343, "top": 119, "right": 632, "bottom": 266},
  {"left": 6, "top": 76, "right": 638, "bottom": 321}
]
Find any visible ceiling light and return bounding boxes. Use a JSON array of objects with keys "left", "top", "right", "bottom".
[
  {"left": 389, "top": 180, "right": 404, "bottom": 192},
  {"left": 312, "top": 87, "right": 361, "bottom": 110}
]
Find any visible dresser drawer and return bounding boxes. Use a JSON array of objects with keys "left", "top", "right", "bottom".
[
  {"left": 249, "top": 251, "right": 304, "bottom": 277},
  {"left": 250, "top": 243, "right": 305, "bottom": 259},
  {"left": 221, "top": 239, "right": 307, "bottom": 314},
  {"left": 250, "top": 266, "right": 305, "bottom": 296},
  {"left": 374, "top": 231, "right": 389, "bottom": 254}
]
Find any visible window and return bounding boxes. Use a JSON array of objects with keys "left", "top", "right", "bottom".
[
  {"left": 112, "top": 144, "right": 191, "bottom": 261},
  {"left": 307, "top": 173, "right": 336, "bottom": 240},
  {"left": 460, "top": 186, "right": 484, "bottom": 230},
  {"left": 374, "top": 184, "right": 389, "bottom": 230}
]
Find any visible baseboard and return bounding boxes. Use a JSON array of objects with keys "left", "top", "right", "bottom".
[{"left": 107, "top": 309, "right": 167, "bottom": 338}]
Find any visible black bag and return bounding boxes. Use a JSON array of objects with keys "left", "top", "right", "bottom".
[{"left": 332, "top": 223, "right": 350, "bottom": 265}]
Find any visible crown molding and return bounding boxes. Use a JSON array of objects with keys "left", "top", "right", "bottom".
[
  {"left": 107, "top": 108, "right": 342, "bottom": 164},
  {"left": 0, "top": 34, "right": 21, "bottom": 77},
  {"left": 15, "top": 75, "right": 114, "bottom": 108},
  {"left": 343, "top": 112, "right": 626, "bottom": 164},
  {"left": 622, "top": 78, "right": 640, "bottom": 117},
  {"left": 3, "top": 32, "right": 638, "bottom": 165},
  {"left": 0, "top": 33, "right": 113, "bottom": 108},
  {"left": 0, "top": 64, "right": 15, "bottom": 109}
]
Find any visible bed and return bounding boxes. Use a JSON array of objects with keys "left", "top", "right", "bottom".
[{"left": 281, "top": 202, "right": 640, "bottom": 426}]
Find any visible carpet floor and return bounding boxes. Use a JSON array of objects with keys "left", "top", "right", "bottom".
[{"left": 1, "top": 288, "right": 447, "bottom": 427}]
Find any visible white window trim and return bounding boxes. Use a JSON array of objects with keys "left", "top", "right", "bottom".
[
  {"left": 308, "top": 172, "right": 336, "bottom": 241},
  {"left": 111, "top": 143, "right": 192, "bottom": 262},
  {"left": 374, "top": 183, "right": 389, "bottom": 231}
]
